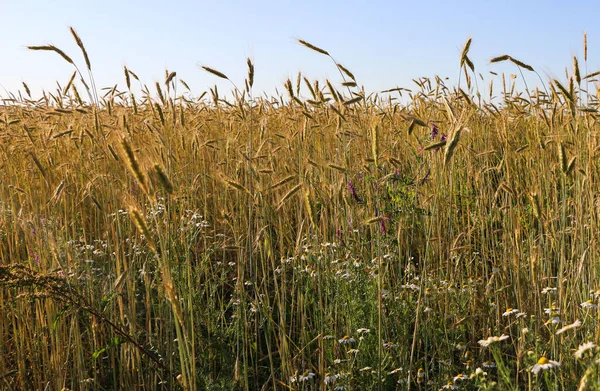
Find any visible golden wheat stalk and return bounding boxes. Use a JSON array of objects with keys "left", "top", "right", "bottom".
[
  {"left": 566, "top": 156, "right": 577, "bottom": 176},
  {"left": 277, "top": 183, "right": 302, "bottom": 211},
  {"left": 219, "top": 176, "right": 251, "bottom": 195},
  {"left": 298, "top": 39, "right": 329, "bottom": 56},
  {"left": 124, "top": 66, "right": 131, "bottom": 90},
  {"left": 509, "top": 57, "right": 534, "bottom": 71},
  {"left": 165, "top": 71, "right": 177, "bottom": 86},
  {"left": 303, "top": 189, "right": 315, "bottom": 226},
  {"left": 460, "top": 38, "right": 474, "bottom": 71},
  {"left": 268, "top": 175, "right": 296, "bottom": 191},
  {"left": 337, "top": 63, "right": 356, "bottom": 81},
  {"left": 553, "top": 79, "right": 573, "bottom": 102},
  {"left": 303, "top": 77, "right": 316, "bottom": 99},
  {"left": 51, "top": 180, "right": 65, "bottom": 202},
  {"left": 180, "top": 79, "right": 191, "bottom": 91},
  {"left": 27, "top": 45, "right": 74, "bottom": 65},
  {"left": 155, "top": 103, "right": 165, "bottom": 126},
  {"left": 490, "top": 54, "right": 510, "bottom": 63},
  {"left": 29, "top": 152, "right": 48, "bottom": 182},
  {"left": 155, "top": 82, "right": 166, "bottom": 105},
  {"left": 326, "top": 80, "right": 339, "bottom": 103},
  {"left": 365, "top": 216, "right": 384, "bottom": 225},
  {"left": 529, "top": 192, "right": 542, "bottom": 221},
  {"left": 201, "top": 66, "right": 229, "bottom": 80},
  {"left": 285, "top": 79, "right": 295, "bottom": 100},
  {"left": 558, "top": 142, "right": 568, "bottom": 173},
  {"left": 129, "top": 208, "right": 156, "bottom": 251},
  {"left": 444, "top": 127, "right": 462, "bottom": 167},
  {"left": 121, "top": 139, "right": 148, "bottom": 195},
  {"left": 330, "top": 105, "right": 346, "bottom": 121},
  {"left": 247, "top": 58, "right": 254, "bottom": 89},
  {"left": 424, "top": 141, "right": 447, "bottom": 151},
  {"left": 344, "top": 96, "right": 362, "bottom": 106},
  {"left": 328, "top": 164, "right": 347, "bottom": 173},
  {"left": 460, "top": 38, "right": 472, "bottom": 63},
  {"left": 372, "top": 123, "right": 380, "bottom": 167},
  {"left": 153, "top": 164, "right": 174, "bottom": 194},
  {"left": 63, "top": 71, "right": 77, "bottom": 95},
  {"left": 22, "top": 82, "right": 31, "bottom": 98},
  {"left": 69, "top": 27, "right": 91, "bottom": 70},
  {"left": 584, "top": 32, "right": 588, "bottom": 62},
  {"left": 573, "top": 57, "right": 581, "bottom": 85}
]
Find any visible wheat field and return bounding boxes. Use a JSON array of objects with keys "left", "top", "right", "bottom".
[{"left": 1, "top": 30, "right": 600, "bottom": 390}]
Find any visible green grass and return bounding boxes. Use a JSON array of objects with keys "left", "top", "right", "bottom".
[{"left": 1, "top": 31, "right": 600, "bottom": 390}]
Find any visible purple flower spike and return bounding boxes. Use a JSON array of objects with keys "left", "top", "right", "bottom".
[
  {"left": 348, "top": 181, "right": 361, "bottom": 202},
  {"left": 419, "top": 168, "right": 431, "bottom": 185},
  {"left": 336, "top": 229, "right": 346, "bottom": 247},
  {"left": 430, "top": 124, "right": 439, "bottom": 140},
  {"left": 436, "top": 133, "right": 448, "bottom": 152},
  {"left": 29, "top": 251, "right": 40, "bottom": 266},
  {"left": 435, "top": 133, "right": 448, "bottom": 152},
  {"left": 379, "top": 219, "right": 387, "bottom": 235}
]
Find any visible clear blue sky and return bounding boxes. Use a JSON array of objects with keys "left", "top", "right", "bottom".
[{"left": 1, "top": 0, "right": 598, "bottom": 101}]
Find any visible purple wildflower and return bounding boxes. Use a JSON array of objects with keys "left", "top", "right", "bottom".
[
  {"left": 336, "top": 229, "right": 345, "bottom": 247},
  {"left": 374, "top": 208, "right": 387, "bottom": 235},
  {"left": 436, "top": 133, "right": 447, "bottom": 152},
  {"left": 419, "top": 168, "right": 430, "bottom": 185},
  {"left": 430, "top": 124, "right": 439, "bottom": 140},
  {"left": 348, "top": 181, "right": 361, "bottom": 202},
  {"left": 372, "top": 180, "right": 379, "bottom": 193},
  {"left": 379, "top": 219, "right": 387, "bottom": 235},
  {"left": 29, "top": 251, "right": 40, "bottom": 266}
]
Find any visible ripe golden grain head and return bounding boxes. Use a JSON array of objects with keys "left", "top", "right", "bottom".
[
  {"left": 298, "top": 39, "right": 329, "bottom": 56},
  {"left": 69, "top": 27, "right": 91, "bottom": 70},
  {"left": 121, "top": 139, "right": 148, "bottom": 195}
]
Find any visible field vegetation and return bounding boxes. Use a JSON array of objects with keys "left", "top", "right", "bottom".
[{"left": 1, "top": 29, "right": 600, "bottom": 390}]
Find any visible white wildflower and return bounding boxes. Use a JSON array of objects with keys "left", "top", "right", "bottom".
[
  {"left": 581, "top": 300, "right": 598, "bottom": 310},
  {"left": 338, "top": 335, "right": 355, "bottom": 344},
  {"left": 531, "top": 357, "right": 560, "bottom": 374},
  {"left": 478, "top": 334, "right": 509, "bottom": 347},
  {"left": 574, "top": 342, "right": 596, "bottom": 359},
  {"left": 555, "top": 319, "right": 582, "bottom": 335},
  {"left": 502, "top": 308, "right": 519, "bottom": 317},
  {"left": 324, "top": 373, "right": 337, "bottom": 384}
]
